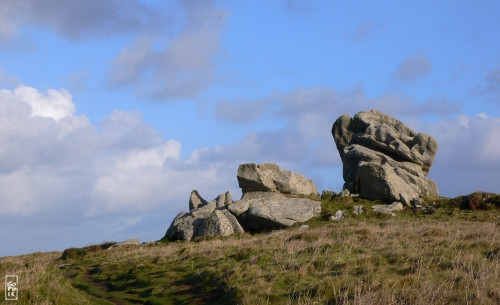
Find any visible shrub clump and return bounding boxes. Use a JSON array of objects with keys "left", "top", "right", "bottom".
[
  {"left": 447, "top": 192, "right": 500, "bottom": 210},
  {"left": 61, "top": 242, "right": 116, "bottom": 260}
]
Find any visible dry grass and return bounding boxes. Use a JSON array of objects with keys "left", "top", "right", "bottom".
[
  {"left": 0, "top": 252, "right": 105, "bottom": 304},
  {"left": 189, "top": 216, "right": 500, "bottom": 304},
  {"left": 1, "top": 205, "right": 500, "bottom": 304}
]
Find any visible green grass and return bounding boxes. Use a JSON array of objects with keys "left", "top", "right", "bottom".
[{"left": 1, "top": 193, "right": 500, "bottom": 304}]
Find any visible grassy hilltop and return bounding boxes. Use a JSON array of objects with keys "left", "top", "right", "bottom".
[{"left": 1, "top": 193, "right": 500, "bottom": 305}]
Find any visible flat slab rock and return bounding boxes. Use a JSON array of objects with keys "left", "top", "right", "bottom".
[
  {"left": 372, "top": 202, "right": 404, "bottom": 216},
  {"left": 237, "top": 163, "right": 318, "bottom": 196},
  {"left": 228, "top": 191, "right": 321, "bottom": 232},
  {"left": 107, "top": 239, "right": 140, "bottom": 250}
]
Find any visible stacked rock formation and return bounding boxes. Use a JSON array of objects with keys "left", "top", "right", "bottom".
[
  {"left": 164, "top": 163, "right": 321, "bottom": 241},
  {"left": 230, "top": 163, "right": 321, "bottom": 231},
  {"left": 165, "top": 191, "right": 244, "bottom": 241},
  {"left": 332, "top": 110, "right": 439, "bottom": 204}
]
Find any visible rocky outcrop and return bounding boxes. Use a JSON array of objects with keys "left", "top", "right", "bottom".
[
  {"left": 228, "top": 192, "right": 321, "bottom": 231},
  {"left": 165, "top": 163, "right": 322, "bottom": 240},
  {"left": 332, "top": 110, "right": 439, "bottom": 204},
  {"left": 165, "top": 191, "right": 239, "bottom": 241},
  {"left": 165, "top": 211, "right": 198, "bottom": 241},
  {"left": 237, "top": 163, "right": 318, "bottom": 196},
  {"left": 164, "top": 163, "right": 320, "bottom": 241}
]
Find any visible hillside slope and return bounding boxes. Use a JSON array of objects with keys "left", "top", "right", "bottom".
[{"left": 1, "top": 194, "right": 500, "bottom": 304}]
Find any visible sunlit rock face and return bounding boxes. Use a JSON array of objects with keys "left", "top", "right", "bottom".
[{"left": 332, "top": 110, "right": 439, "bottom": 205}]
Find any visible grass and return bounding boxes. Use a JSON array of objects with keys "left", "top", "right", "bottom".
[{"left": 1, "top": 194, "right": 500, "bottom": 304}]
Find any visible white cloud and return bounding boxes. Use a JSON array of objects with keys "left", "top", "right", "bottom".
[
  {"left": 426, "top": 114, "right": 500, "bottom": 195},
  {"left": 88, "top": 141, "right": 182, "bottom": 216},
  {"left": 12, "top": 85, "right": 74, "bottom": 121},
  {"left": 0, "top": 85, "right": 236, "bottom": 255},
  {"left": 429, "top": 114, "right": 500, "bottom": 169}
]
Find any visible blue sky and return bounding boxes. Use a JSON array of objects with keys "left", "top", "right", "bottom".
[{"left": 1, "top": 0, "right": 499, "bottom": 256}]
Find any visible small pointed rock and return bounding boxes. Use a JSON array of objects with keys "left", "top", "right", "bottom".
[
  {"left": 189, "top": 190, "right": 207, "bottom": 211},
  {"left": 225, "top": 191, "right": 233, "bottom": 205},
  {"left": 215, "top": 193, "right": 227, "bottom": 208}
]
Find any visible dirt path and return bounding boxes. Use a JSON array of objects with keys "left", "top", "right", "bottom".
[
  {"left": 81, "top": 269, "right": 126, "bottom": 305},
  {"left": 63, "top": 265, "right": 126, "bottom": 305}
]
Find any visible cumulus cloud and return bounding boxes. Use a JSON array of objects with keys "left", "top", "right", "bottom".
[
  {"left": 106, "top": 1, "right": 227, "bottom": 100},
  {"left": 392, "top": 50, "right": 432, "bottom": 83},
  {"left": 7, "top": 85, "right": 75, "bottom": 121},
  {"left": 0, "top": 85, "right": 235, "bottom": 255},
  {"left": 89, "top": 141, "right": 180, "bottom": 216},
  {"left": 427, "top": 114, "right": 500, "bottom": 195},
  {"left": 429, "top": 114, "right": 500, "bottom": 169}
]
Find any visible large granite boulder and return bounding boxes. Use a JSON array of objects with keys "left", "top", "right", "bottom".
[
  {"left": 332, "top": 110, "right": 438, "bottom": 204},
  {"left": 198, "top": 209, "right": 244, "bottom": 237},
  {"left": 237, "top": 163, "right": 318, "bottom": 196},
  {"left": 165, "top": 190, "right": 240, "bottom": 241},
  {"left": 228, "top": 191, "right": 321, "bottom": 232},
  {"left": 165, "top": 211, "right": 199, "bottom": 241}
]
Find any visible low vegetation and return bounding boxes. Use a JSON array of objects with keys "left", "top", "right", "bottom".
[{"left": 2, "top": 193, "right": 500, "bottom": 304}]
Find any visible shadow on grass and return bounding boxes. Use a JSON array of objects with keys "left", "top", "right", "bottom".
[{"left": 170, "top": 271, "right": 238, "bottom": 305}]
